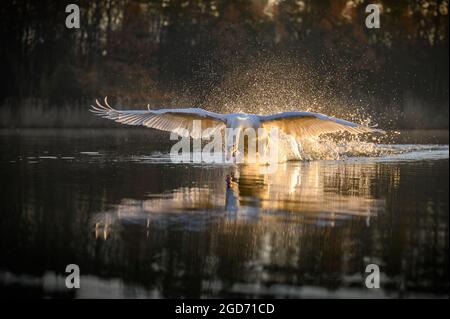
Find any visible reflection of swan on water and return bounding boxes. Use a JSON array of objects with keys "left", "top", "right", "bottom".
[
  {"left": 91, "top": 162, "right": 385, "bottom": 236},
  {"left": 225, "top": 175, "right": 239, "bottom": 213},
  {"left": 224, "top": 163, "right": 385, "bottom": 222}
]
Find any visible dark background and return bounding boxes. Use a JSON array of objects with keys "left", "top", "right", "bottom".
[{"left": 0, "top": 0, "right": 448, "bottom": 128}]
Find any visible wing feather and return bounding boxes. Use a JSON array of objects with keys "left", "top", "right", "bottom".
[
  {"left": 260, "top": 111, "right": 384, "bottom": 138},
  {"left": 90, "top": 97, "right": 226, "bottom": 138}
]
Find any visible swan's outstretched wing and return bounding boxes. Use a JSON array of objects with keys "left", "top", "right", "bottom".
[
  {"left": 90, "top": 97, "right": 226, "bottom": 138},
  {"left": 260, "top": 111, "right": 384, "bottom": 138}
]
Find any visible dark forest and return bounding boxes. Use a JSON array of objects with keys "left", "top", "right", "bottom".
[{"left": 0, "top": 0, "right": 448, "bottom": 128}]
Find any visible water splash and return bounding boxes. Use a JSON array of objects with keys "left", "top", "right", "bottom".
[
  {"left": 275, "top": 132, "right": 449, "bottom": 162},
  {"left": 134, "top": 133, "right": 449, "bottom": 165}
]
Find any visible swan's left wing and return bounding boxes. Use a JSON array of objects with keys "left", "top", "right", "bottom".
[
  {"left": 90, "top": 97, "right": 226, "bottom": 138},
  {"left": 260, "top": 111, "right": 384, "bottom": 138}
]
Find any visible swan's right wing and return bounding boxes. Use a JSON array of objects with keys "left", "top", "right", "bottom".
[
  {"left": 90, "top": 98, "right": 226, "bottom": 138},
  {"left": 260, "top": 111, "right": 384, "bottom": 138}
]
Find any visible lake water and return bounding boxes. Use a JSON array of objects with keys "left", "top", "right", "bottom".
[{"left": 0, "top": 129, "right": 448, "bottom": 298}]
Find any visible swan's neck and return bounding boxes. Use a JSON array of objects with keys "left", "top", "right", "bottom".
[{"left": 227, "top": 115, "right": 260, "bottom": 130}]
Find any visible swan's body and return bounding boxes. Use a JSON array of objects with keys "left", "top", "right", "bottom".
[{"left": 90, "top": 97, "right": 384, "bottom": 157}]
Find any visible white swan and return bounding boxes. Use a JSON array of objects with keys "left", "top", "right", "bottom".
[{"left": 90, "top": 97, "right": 384, "bottom": 156}]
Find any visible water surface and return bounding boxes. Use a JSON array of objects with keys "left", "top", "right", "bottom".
[{"left": 0, "top": 129, "right": 448, "bottom": 298}]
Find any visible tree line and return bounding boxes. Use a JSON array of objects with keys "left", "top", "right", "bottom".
[{"left": 0, "top": 0, "right": 448, "bottom": 128}]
